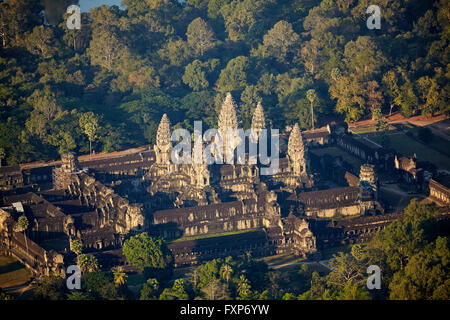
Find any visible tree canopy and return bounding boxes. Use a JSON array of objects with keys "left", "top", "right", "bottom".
[
  {"left": 0, "top": 0, "right": 447, "bottom": 168},
  {"left": 122, "top": 232, "right": 173, "bottom": 273}
]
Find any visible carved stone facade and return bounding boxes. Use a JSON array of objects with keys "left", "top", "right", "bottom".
[
  {"left": 0, "top": 92, "right": 401, "bottom": 272},
  {"left": 271, "top": 123, "right": 315, "bottom": 191},
  {"left": 360, "top": 163, "right": 378, "bottom": 201},
  {"left": 0, "top": 207, "right": 65, "bottom": 276},
  {"left": 429, "top": 178, "right": 450, "bottom": 205},
  {"left": 0, "top": 165, "right": 23, "bottom": 191},
  {"left": 64, "top": 173, "right": 144, "bottom": 235},
  {"left": 218, "top": 92, "right": 239, "bottom": 160},
  {"left": 155, "top": 114, "right": 172, "bottom": 166},
  {"left": 141, "top": 94, "right": 320, "bottom": 263},
  {"left": 251, "top": 101, "right": 266, "bottom": 141}
]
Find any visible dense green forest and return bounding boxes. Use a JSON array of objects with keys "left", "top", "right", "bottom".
[{"left": 0, "top": 0, "right": 448, "bottom": 165}]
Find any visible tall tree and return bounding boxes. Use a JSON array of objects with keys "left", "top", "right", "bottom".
[
  {"left": 329, "top": 75, "right": 365, "bottom": 122},
  {"left": 343, "top": 36, "right": 386, "bottom": 80},
  {"left": 220, "top": 264, "right": 233, "bottom": 286},
  {"left": 306, "top": 89, "right": 317, "bottom": 130},
  {"left": 112, "top": 266, "right": 128, "bottom": 287},
  {"left": 140, "top": 278, "right": 159, "bottom": 300},
  {"left": 182, "top": 60, "right": 209, "bottom": 91},
  {"left": 220, "top": 0, "right": 266, "bottom": 41},
  {"left": 16, "top": 215, "right": 29, "bottom": 256},
  {"left": 159, "top": 279, "right": 189, "bottom": 300},
  {"left": 70, "top": 238, "right": 83, "bottom": 256},
  {"left": 201, "top": 278, "right": 230, "bottom": 300},
  {"left": 88, "top": 29, "right": 127, "bottom": 71},
  {"left": 122, "top": 232, "right": 173, "bottom": 272},
  {"left": 237, "top": 275, "right": 251, "bottom": 299},
  {"left": 0, "top": 147, "right": 5, "bottom": 167},
  {"left": 79, "top": 112, "right": 99, "bottom": 159},
  {"left": 186, "top": 17, "right": 216, "bottom": 56},
  {"left": 416, "top": 76, "right": 441, "bottom": 117},
  {"left": 216, "top": 56, "right": 249, "bottom": 92},
  {"left": 389, "top": 237, "right": 450, "bottom": 300},
  {"left": 25, "top": 26, "right": 56, "bottom": 59},
  {"left": 366, "top": 80, "right": 384, "bottom": 120},
  {"left": 77, "top": 254, "right": 99, "bottom": 273},
  {"left": 28, "top": 89, "right": 62, "bottom": 122},
  {"left": 0, "top": 0, "right": 42, "bottom": 48},
  {"left": 300, "top": 40, "right": 319, "bottom": 77},
  {"left": 262, "top": 20, "right": 300, "bottom": 64}
]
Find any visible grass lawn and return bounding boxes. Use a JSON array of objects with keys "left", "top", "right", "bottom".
[
  {"left": 428, "top": 135, "right": 450, "bottom": 156},
  {"left": 371, "top": 133, "right": 450, "bottom": 170},
  {"left": 311, "top": 147, "right": 363, "bottom": 173},
  {"left": 38, "top": 237, "right": 69, "bottom": 252},
  {"left": 126, "top": 272, "right": 146, "bottom": 286},
  {"left": 320, "top": 245, "right": 352, "bottom": 260},
  {"left": 352, "top": 135, "right": 382, "bottom": 148},
  {"left": 259, "top": 253, "right": 305, "bottom": 267},
  {"left": 0, "top": 255, "right": 33, "bottom": 289},
  {"left": 126, "top": 272, "right": 147, "bottom": 297},
  {"left": 169, "top": 229, "right": 260, "bottom": 243},
  {"left": 304, "top": 262, "right": 331, "bottom": 274},
  {"left": 350, "top": 124, "right": 396, "bottom": 134},
  {"left": 406, "top": 126, "right": 450, "bottom": 156}
]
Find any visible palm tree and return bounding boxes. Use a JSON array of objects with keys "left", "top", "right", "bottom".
[
  {"left": 306, "top": 89, "right": 317, "bottom": 131},
  {"left": 192, "top": 268, "right": 200, "bottom": 288},
  {"left": 220, "top": 264, "right": 233, "bottom": 286},
  {"left": 0, "top": 147, "right": 5, "bottom": 167},
  {"left": 237, "top": 275, "right": 251, "bottom": 298},
  {"left": 112, "top": 266, "right": 128, "bottom": 287},
  {"left": 17, "top": 215, "right": 29, "bottom": 256},
  {"left": 77, "top": 254, "right": 99, "bottom": 273},
  {"left": 70, "top": 238, "right": 83, "bottom": 256}
]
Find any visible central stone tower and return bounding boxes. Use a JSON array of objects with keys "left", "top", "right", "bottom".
[
  {"left": 251, "top": 101, "right": 266, "bottom": 142},
  {"left": 218, "top": 93, "right": 239, "bottom": 162}
]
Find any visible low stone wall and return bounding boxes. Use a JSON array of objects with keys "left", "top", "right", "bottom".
[
  {"left": 429, "top": 179, "right": 450, "bottom": 205},
  {"left": 167, "top": 230, "right": 275, "bottom": 267},
  {"left": 310, "top": 212, "right": 402, "bottom": 248},
  {"left": 151, "top": 199, "right": 268, "bottom": 239},
  {"left": 0, "top": 232, "right": 64, "bottom": 276}
]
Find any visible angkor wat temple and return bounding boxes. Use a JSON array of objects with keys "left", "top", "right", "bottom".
[{"left": 4, "top": 93, "right": 448, "bottom": 275}]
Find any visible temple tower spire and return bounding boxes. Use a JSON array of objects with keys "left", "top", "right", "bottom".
[
  {"left": 218, "top": 93, "right": 239, "bottom": 161},
  {"left": 218, "top": 92, "right": 239, "bottom": 133},
  {"left": 287, "top": 123, "right": 308, "bottom": 175},
  {"left": 155, "top": 114, "right": 172, "bottom": 165},
  {"left": 360, "top": 164, "right": 378, "bottom": 201},
  {"left": 251, "top": 101, "right": 266, "bottom": 141},
  {"left": 191, "top": 137, "right": 210, "bottom": 187}
]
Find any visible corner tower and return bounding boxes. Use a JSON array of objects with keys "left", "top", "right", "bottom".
[
  {"left": 251, "top": 101, "right": 266, "bottom": 142},
  {"left": 360, "top": 164, "right": 378, "bottom": 201},
  {"left": 155, "top": 114, "right": 172, "bottom": 165}
]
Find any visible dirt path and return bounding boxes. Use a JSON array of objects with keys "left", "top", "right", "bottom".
[
  {"left": 2, "top": 278, "right": 36, "bottom": 297},
  {"left": 268, "top": 260, "right": 332, "bottom": 271},
  {"left": 349, "top": 113, "right": 450, "bottom": 142}
]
